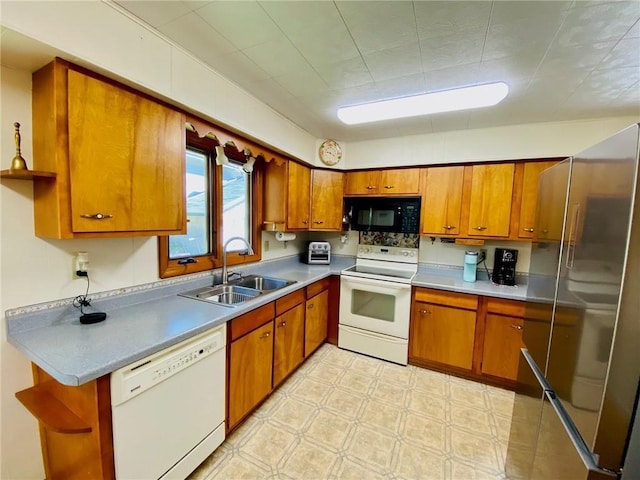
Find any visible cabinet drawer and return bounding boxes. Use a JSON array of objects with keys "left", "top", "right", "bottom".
[
  {"left": 414, "top": 288, "right": 478, "bottom": 311},
  {"left": 230, "top": 303, "right": 275, "bottom": 341},
  {"left": 275, "top": 289, "right": 306, "bottom": 316},
  {"left": 485, "top": 297, "right": 526, "bottom": 317},
  {"left": 307, "top": 278, "right": 330, "bottom": 298}
]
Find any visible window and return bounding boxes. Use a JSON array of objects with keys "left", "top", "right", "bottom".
[{"left": 158, "top": 129, "right": 262, "bottom": 278}]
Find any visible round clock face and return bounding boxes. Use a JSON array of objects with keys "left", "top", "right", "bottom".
[{"left": 319, "top": 139, "right": 342, "bottom": 166}]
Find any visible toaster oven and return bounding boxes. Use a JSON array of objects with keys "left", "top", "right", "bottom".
[{"left": 303, "top": 241, "right": 331, "bottom": 264}]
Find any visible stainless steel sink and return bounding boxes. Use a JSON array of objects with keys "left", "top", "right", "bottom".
[
  {"left": 179, "top": 284, "right": 262, "bottom": 307},
  {"left": 230, "top": 274, "right": 296, "bottom": 292}
]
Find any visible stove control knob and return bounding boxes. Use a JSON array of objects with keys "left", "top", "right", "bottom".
[
  {"left": 360, "top": 246, "right": 371, "bottom": 254},
  {"left": 409, "top": 251, "right": 416, "bottom": 257},
  {"left": 401, "top": 251, "right": 409, "bottom": 256}
]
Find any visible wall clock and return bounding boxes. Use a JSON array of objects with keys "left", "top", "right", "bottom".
[{"left": 318, "top": 139, "right": 342, "bottom": 166}]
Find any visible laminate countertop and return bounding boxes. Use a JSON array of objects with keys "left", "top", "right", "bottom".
[{"left": 6, "top": 256, "right": 543, "bottom": 387}]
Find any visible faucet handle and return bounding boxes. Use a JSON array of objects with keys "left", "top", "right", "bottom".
[{"left": 227, "top": 271, "right": 242, "bottom": 281}]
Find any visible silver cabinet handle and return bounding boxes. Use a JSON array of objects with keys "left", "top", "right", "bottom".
[
  {"left": 511, "top": 324, "right": 523, "bottom": 330},
  {"left": 278, "top": 321, "right": 286, "bottom": 328},
  {"left": 366, "top": 185, "right": 376, "bottom": 190},
  {"left": 80, "top": 213, "right": 113, "bottom": 220},
  {"left": 442, "top": 225, "right": 456, "bottom": 230},
  {"left": 313, "top": 221, "right": 324, "bottom": 224},
  {"left": 260, "top": 331, "right": 271, "bottom": 339},
  {"left": 384, "top": 185, "right": 394, "bottom": 189},
  {"left": 419, "top": 309, "right": 431, "bottom": 315},
  {"left": 473, "top": 226, "right": 487, "bottom": 231},
  {"left": 522, "top": 228, "right": 534, "bottom": 232}
]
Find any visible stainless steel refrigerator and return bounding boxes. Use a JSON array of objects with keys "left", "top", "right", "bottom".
[{"left": 505, "top": 124, "right": 640, "bottom": 480}]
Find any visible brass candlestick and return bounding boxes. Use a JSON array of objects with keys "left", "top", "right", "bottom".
[{"left": 10, "top": 122, "right": 29, "bottom": 171}]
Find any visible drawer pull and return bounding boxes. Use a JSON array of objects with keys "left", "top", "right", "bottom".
[
  {"left": 260, "top": 331, "right": 271, "bottom": 339},
  {"left": 473, "top": 226, "right": 487, "bottom": 231},
  {"left": 302, "top": 220, "right": 308, "bottom": 224},
  {"left": 419, "top": 309, "right": 431, "bottom": 315},
  {"left": 278, "top": 321, "right": 286, "bottom": 328},
  {"left": 511, "top": 324, "right": 523, "bottom": 331},
  {"left": 313, "top": 221, "right": 324, "bottom": 224},
  {"left": 81, "top": 213, "right": 113, "bottom": 220},
  {"left": 522, "top": 228, "right": 534, "bottom": 232},
  {"left": 442, "top": 225, "right": 456, "bottom": 230},
  {"left": 307, "top": 304, "right": 314, "bottom": 309},
  {"left": 366, "top": 185, "right": 376, "bottom": 190},
  {"left": 384, "top": 185, "right": 394, "bottom": 189}
]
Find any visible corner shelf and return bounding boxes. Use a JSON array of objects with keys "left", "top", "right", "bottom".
[
  {"left": 15, "top": 385, "right": 92, "bottom": 434},
  {"left": 0, "top": 169, "right": 56, "bottom": 180}
]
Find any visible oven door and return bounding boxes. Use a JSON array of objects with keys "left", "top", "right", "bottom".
[{"left": 339, "top": 275, "right": 411, "bottom": 339}]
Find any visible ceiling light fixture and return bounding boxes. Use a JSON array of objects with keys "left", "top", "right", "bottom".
[{"left": 337, "top": 82, "right": 509, "bottom": 125}]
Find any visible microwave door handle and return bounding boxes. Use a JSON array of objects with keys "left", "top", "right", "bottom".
[{"left": 368, "top": 207, "right": 373, "bottom": 230}]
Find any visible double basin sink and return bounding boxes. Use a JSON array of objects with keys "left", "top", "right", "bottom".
[{"left": 179, "top": 274, "right": 296, "bottom": 307}]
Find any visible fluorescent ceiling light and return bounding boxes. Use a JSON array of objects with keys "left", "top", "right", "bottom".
[{"left": 337, "top": 82, "right": 509, "bottom": 125}]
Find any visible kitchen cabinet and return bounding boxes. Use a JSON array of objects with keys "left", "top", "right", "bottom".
[
  {"left": 421, "top": 166, "right": 464, "bottom": 236},
  {"left": 273, "top": 290, "right": 306, "bottom": 387},
  {"left": 305, "top": 279, "right": 330, "bottom": 357},
  {"left": 310, "top": 169, "right": 344, "bottom": 230},
  {"left": 516, "top": 161, "right": 560, "bottom": 239},
  {"left": 32, "top": 58, "right": 186, "bottom": 239},
  {"left": 480, "top": 298, "right": 526, "bottom": 381},
  {"left": 344, "top": 168, "right": 421, "bottom": 196},
  {"left": 465, "top": 163, "right": 515, "bottom": 238},
  {"left": 263, "top": 160, "right": 311, "bottom": 230},
  {"left": 410, "top": 288, "right": 478, "bottom": 371},
  {"left": 227, "top": 304, "right": 275, "bottom": 430}
]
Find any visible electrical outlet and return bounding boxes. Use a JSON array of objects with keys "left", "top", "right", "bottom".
[
  {"left": 74, "top": 252, "right": 89, "bottom": 278},
  {"left": 479, "top": 248, "right": 487, "bottom": 263}
]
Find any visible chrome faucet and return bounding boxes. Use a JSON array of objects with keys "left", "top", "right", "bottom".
[{"left": 222, "top": 236, "right": 254, "bottom": 284}]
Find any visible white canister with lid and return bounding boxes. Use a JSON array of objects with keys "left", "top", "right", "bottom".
[{"left": 463, "top": 251, "right": 478, "bottom": 282}]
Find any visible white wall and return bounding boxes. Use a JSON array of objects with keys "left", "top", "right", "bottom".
[{"left": 345, "top": 116, "right": 640, "bottom": 169}]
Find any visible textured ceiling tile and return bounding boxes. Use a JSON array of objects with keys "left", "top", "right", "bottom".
[
  {"left": 115, "top": 1, "right": 192, "bottom": 28},
  {"left": 421, "top": 32, "right": 485, "bottom": 71},
  {"left": 273, "top": 67, "right": 330, "bottom": 98},
  {"left": 484, "top": 15, "right": 563, "bottom": 61},
  {"left": 158, "top": 12, "right": 237, "bottom": 61},
  {"left": 315, "top": 56, "right": 374, "bottom": 90},
  {"left": 259, "top": 1, "right": 343, "bottom": 36},
  {"left": 555, "top": 2, "right": 640, "bottom": 47},
  {"left": 337, "top": 1, "right": 418, "bottom": 54},
  {"left": 596, "top": 38, "right": 640, "bottom": 70},
  {"left": 286, "top": 23, "right": 360, "bottom": 66},
  {"left": 196, "top": 1, "right": 282, "bottom": 50},
  {"left": 424, "top": 62, "right": 481, "bottom": 91},
  {"left": 363, "top": 42, "right": 422, "bottom": 82},
  {"left": 537, "top": 41, "right": 616, "bottom": 75},
  {"left": 211, "top": 51, "right": 270, "bottom": 84},
  {"left": 414, "top": 1, "right": 491, "bottom": 40},
  {"left": 242, "top": 37, "right": 310, "bottom": 77},
  {"left": 624, "top": 20, "right": 640, "bottom": 39},
  {"left": 490, "top": 1, "right": 572, "bottom": 24},
  {"left": 375, "top": 73, "right": 427, "bottom": 100},
  {"left": 476, "top": 54, "right": 543, "bottom": 85}
]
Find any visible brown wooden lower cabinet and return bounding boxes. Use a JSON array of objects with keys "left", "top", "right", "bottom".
[
  {"left": 273, "top": 303, "right": 305, "bottom": 387},
  {"left": 410, "top": 287, "right": 525, "bottom": 388},
  {"left": 305, "top": 288, "right": 329, "bottom": 357}
]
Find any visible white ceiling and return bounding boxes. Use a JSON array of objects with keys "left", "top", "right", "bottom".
[{"left": 111, "top": 0, "right": 640, "bottom": 142}]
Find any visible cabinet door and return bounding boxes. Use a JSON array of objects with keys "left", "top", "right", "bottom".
[
  {"left": 68, "top": 70, "right": 185, "bottom": 233},
  {"left": 422, "top": 166, "right": 464, "bottom": 235},
  {"left": 410, "top": 302, "right": 476, "bottom": 370},
  {"left": 518, "top": 161, "right": 558, "bottom": 239},
  {"left": 379, "top": 168, "right": 421, "bottom": 194},
  {"left": 310, "top": 170, "right": 344, "bottom": 230},
  {"left": 228, "top": 322, "right": 273, "bottom": 429},
  {"left": 467, "top": 163, "right": 515, "bottom": 237},
  {"left": 481, "top": 314, "right": 524, "bottom": 381},
  {"left": 273, "top": 304, "right": 305, "bottom": 386},
  {"left": 344, "top": 171, "right": 380, "bottom": 195},
  {"left": 287, "top": 162, "right": 311, "bottom": 229},
  {"left": 305, "top": 289, "right": 329, "bottom": 357}
]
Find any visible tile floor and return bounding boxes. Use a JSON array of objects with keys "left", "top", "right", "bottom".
[{"left": 189, "top": 344, "right": 514, "bottom": 480}]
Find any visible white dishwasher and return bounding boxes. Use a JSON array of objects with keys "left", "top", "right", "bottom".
[{"left": 111, "top": 324, "right": 226, "bottom": 480}]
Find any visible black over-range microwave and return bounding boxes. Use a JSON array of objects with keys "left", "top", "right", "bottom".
[{"left": 346, "top": 197, "right": 421, "bottom": 233}]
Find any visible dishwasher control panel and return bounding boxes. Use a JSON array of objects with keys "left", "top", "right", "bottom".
[{"left": 111, "top": 324, "right": 226, "bottom": 406}]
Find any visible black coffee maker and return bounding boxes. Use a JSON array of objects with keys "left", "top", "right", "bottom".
[{"left": 491, "top": 248, "right": 518, "bottom": 285}]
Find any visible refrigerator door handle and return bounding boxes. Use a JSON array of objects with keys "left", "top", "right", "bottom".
[
  {"left": 521, "top": 348, "right": 553, "bottom": 391},
  {"left": 544, "top": 390, "right": 619, "bottom": 478},
  {"left": 565, "top": 203, "right": 581, "bottom": 269}
]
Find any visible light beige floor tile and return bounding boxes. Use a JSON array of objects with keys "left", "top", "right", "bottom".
[
  {"left": 379, "top": 362, "right": 413, "bottom": 387},
  {"left": 448, "top": 381, "right": 489, "bottom": 409},
  {"left": 408, "top": 390, "right": 448, "bottom": 421},
  {"left": 450, "top": 460, "right": 504, "bottom": 480},
  {"left": 345, "top": 426, "right": 396, "bottom": 470},
  {"left": 203, "top": 456, "right": 269, "bottom": 480},
  {"left": 323, "top": 387, "right": 366, "bottom": 419},
  {"left": 450, "top": 428, "right": 503, "bottom": 471},
  {"left": 403, "top": 412, "right": 447, "bottom": 452},
  {"left": 290, "top": 376, "right": 334, "bottom": 404},
  {"left": 278, "top": 440, "right": 337, "bottom": 478},
  {"left": 337, "top": 370, "right": 375, "bottom": 394},
  {"left": 308, "top": 363, "right": 345, "bottom": 384},
  {"left": 305, "top": 409, "right": 354, "bottom": 450},
  {"left": 370, "top": 379, "right": 409, "bottom": 405},
  {"left": 413, "top": 369, "right": 448, "bottom": 397},
  {"left": 361, "top": 399, "right": 402, "bottom": 433},
  {"left": 450, "top": 403, "right": 494, "bottom": 436},
  {"left": 271, "top": 397, "right": 317, "bottom": 431},
  {"left": 349, "top": 354, "right": 383, "bottom": 376},
  {"left": 241, "top": 423, "right": 297, "bottom": 467},
  {"left": 333, "top": 458, "right": 386, "bottom": 480},
  {"left": 395, "top": 443, "right": 446, "bottom": 480}
]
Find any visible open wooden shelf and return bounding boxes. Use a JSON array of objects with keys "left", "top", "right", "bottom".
[
  {"left": 0, "top": 169, "right": 56, "bottom": 180},
  {"left": 15, "top": 385, "right": 92, "bottom": 434}
]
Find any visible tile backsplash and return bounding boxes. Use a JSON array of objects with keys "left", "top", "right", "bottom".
[{"left": 359, "top": 232, "right": 420, "bottom": 248}]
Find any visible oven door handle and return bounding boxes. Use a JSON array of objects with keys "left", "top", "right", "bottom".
[
  {"left": 341, "top": 276, "right": 411, "bottom": 290},
  {"left": 340, "top": 325, "right": 407, "bottom": 343}
]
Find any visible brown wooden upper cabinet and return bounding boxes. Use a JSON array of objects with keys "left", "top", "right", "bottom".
[
  {"left": 344, "top": 168, "right": 421, "bottom": 196},
  {"left": 422, "top": 166, "right": 464, "bottom": 236},
  {"left": 32, "top": 59, "right": 186, "bottom": 239},
  {"left": 466, "top": 163, "right": 515, "bottom": 238},
  {"left": 310, "top": 170, "right": 344, "bottom": 231},
  {"left": 518, "top": 161, "right": 560, "bottom": 239},
  {"left": 263, "top": 160, "right": 311, "bottom": 230}
]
